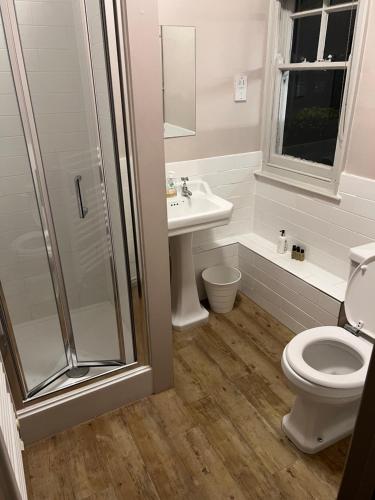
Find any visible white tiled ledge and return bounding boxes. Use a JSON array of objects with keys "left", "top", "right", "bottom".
[{"left": 194, "top": 232, "right": 347, "bottom": 302}]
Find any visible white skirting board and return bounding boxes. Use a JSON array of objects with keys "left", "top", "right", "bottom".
[
  {"left": 0, "top": 357, "right": 27, "bottom": 499},
  {"left": 18, "top": 365, "right": 153, "bottom": 445}
]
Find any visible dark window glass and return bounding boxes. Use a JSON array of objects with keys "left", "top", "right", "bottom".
[
  {"left": 295, "top": 0, "right": 322, "bottom": 12},
  {"left": 291, "top": 16, "right": 321, "bottom": 63},
  {"left": 280, "top": 70, "right": 346, "bottom": 166},
  {"left": 330, "top": 0, "right": 351, "bottom": 5},
  {"left": 324, "top": 9, "right": 356, "bottom": 61}
]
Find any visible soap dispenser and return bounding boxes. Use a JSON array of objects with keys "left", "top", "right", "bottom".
[
  {"left": 277, "top": 230, "right": 288, "bottom": 254},
  {"left": 166, "top": 171, "right": 177, "bottom": 198}
]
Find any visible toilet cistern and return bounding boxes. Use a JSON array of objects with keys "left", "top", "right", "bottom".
[{"left": 167, "top": 179, "right": 233, "bottom": 330}]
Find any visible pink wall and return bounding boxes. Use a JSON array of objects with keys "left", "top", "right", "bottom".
[
  {"left": 158, "top": 0, "right": 270, "bottom": 163},
  {"left": 159, "top": 0, "right": 375, "bottom": 179},
  {"left": 345, "top": 2, "right": 375, "bottom": 179}
]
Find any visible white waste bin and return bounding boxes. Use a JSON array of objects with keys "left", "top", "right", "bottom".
[{"left": 202, "top": 265, "right": 241, "bottom": 314}]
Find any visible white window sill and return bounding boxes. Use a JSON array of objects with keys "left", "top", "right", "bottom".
[{"left": 254, "top": 169, "right": 342, "bottom": 202}]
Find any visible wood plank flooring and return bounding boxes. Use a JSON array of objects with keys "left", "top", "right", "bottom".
[{"left": 24, "top": 293, "right": 349, "bottom": 499}]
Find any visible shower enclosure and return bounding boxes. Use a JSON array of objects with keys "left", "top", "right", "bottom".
[{"left": 0, "top": 0, "right": 145, "bottom": 403}]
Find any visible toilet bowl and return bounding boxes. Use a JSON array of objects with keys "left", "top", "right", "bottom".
[{"left": 281, "top": 253, "right": 375, "bottom": 454}]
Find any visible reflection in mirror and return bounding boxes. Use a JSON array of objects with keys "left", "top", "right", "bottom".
[{"left": 161, "top": 26, "right": 196, "bottom": 139}]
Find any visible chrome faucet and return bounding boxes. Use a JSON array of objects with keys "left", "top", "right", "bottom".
[{"left": 181, "top": 177, "right": 192, "bottom": 197}]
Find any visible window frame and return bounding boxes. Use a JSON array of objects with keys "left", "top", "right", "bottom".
[{"left": 259, "top": 0, "right": 370, "bottom": 199}]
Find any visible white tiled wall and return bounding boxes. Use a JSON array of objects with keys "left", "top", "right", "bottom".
[
  {"left": 167, "top": 151, "right": 375, "bottom": 332},
  {"left": 254, "top": 172, "right": 375, "bottom": 280},
  {"left": 165, "top": 151, "right": 258, "bottom": 300},
  {"left": 167, "top": 153, "right": 375, "bottom": 278},
  {"left": 166, "top": 151, "right": 261, "bottom": 248},
  {"left": 0, "top": 11, "right": 55, "bottom": 324},
  {"left": 167, "top": 150, "right": 375, "bottom": 280},
  {"left": 239, "top": 245, "right": 341, "bottom": 334},
  {"left": 0, "top": 1, "right": 113, "bottom": 324},
  {"left": 191, "top": 238, "right": 343, "bottom": 332}
]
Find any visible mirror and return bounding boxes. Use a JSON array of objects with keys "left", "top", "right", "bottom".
[{"left": 161, "top": 26, "right": 196, "bottom": 139}]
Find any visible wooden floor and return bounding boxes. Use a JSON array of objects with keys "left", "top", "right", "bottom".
[{"left": 24, "top": 293, "right": 349, "bottom": 499}]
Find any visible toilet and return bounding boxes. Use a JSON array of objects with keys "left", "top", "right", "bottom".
[{"left": 281, "top": 247, "right": 375, "bottom": 454}]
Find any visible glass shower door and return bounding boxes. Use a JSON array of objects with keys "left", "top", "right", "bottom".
[
  {"left": 0, "top": 0, "right": 138, "bottom": 400},
  {"left": 13, "top": 0, "right": 135, "bottom": 367},
  {"left": 0, "top": 8, "right": 70, "bottom": 396}
]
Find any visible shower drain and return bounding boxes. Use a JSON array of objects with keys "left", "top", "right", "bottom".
[{"left": 66, "top": 367, "right": 90, "bottom": 379}]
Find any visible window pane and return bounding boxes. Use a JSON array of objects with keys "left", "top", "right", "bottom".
[
  {"left": 295, "top": 0, "right": 322, "bottom": 12},
  {"left": 291, "top": 16, "right": 321, "bottom": 63},
  {"left": 329, "top": 0, "right": 351, "bottom": 5},
  {"left": 324, "top": 9, "right": 356, "bottom": 61},
  {"left": 279, "top": 70, "right": 346, "bottom": 166}
]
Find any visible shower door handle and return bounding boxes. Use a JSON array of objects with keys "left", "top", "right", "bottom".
[{"left": 74, "top": 175, "right": 88, "bottom": 219}]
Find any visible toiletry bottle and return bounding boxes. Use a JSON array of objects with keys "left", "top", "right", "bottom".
[
  {"left": 277, "top": 230, "right": 288, "bottom": 254},
  {"left": 166, "top": 171, "right": 177, "bottom": 198},
  {"left": 296, "top": 246, "right": 301, "bottom": 260},
  {"left": 292, "top": 245, "right": 297, "bottom": 259},
  {"left": 300, "top": 249, "right": 305, "bottom": 261}
]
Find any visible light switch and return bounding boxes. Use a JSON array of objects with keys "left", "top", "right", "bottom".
[{"left": 234, "top": 74, "right": 247, "bottom": 102}]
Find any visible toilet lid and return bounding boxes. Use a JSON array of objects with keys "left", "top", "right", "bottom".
[
  {"left": 285, "top": 326, "right": 371, "bottom": 390},
  {"left": 345, "top": 255, "right": 375, "bottom": 340}
]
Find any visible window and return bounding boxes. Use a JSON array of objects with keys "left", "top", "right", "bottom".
[{"left": 260, "top": 0, "right": 369, "bottom": 198}]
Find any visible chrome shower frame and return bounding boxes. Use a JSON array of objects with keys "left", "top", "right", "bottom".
[{"left": 0, "top": 0, "right": 149, "bottom": 407}]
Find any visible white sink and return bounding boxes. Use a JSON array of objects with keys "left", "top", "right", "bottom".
[
  {"left": 167, "top": 179, "right": 233, "bottom": 330},
  {"left": 167, "top": 180, "right": 233, "bottom": 236}
]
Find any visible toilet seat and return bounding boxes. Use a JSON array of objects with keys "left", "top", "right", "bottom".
[
  {"left": 285, "top": 326, "right": 371, "bottom": 390},
  {"left": 281, "top": 254, "right": 375, "bottom": 453},
  {"left": 285, "top": 255, "right": 375, "bottom": 392}
]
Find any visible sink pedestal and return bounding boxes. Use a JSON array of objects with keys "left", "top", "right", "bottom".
[{"left": 170, "top": 233, "right": 209, "bottom": 330}]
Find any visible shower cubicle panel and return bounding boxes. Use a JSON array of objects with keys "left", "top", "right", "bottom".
[
  {"left": 0, "top": 8, "right": 70, "bottom": 396},
  {"left": 0, "top": 0, "right": 139, "bottom": 401}
]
